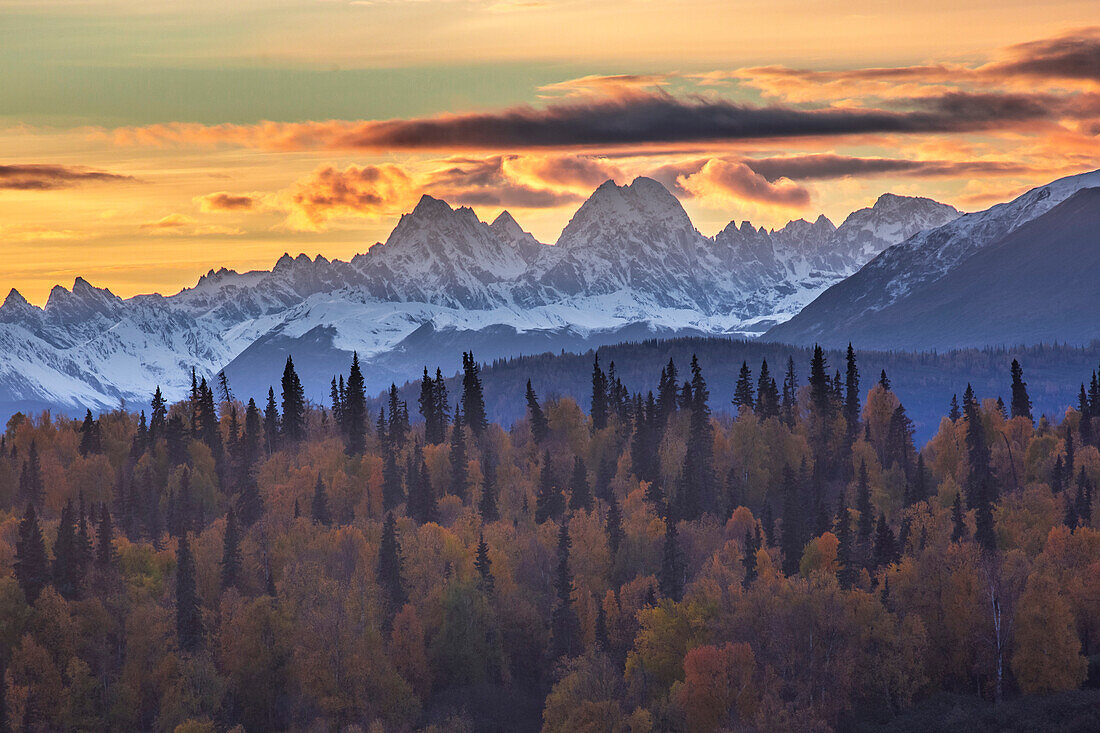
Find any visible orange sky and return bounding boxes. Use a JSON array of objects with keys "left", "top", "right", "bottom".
[{"left": 1, "top": 2, "right": 1098, "bottom": 304}]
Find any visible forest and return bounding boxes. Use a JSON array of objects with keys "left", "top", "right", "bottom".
[{"left": 0, "top": 346, "right": 1098, "bottom": 732}]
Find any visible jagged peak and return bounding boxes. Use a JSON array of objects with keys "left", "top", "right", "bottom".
[
  {"left": 410, "top": 193, "right": 454, "bottom": 218},
  {"left": 3, "top": 288, "right": 31, "bottom": 308},
  {"left": 491, "top": 210, "right": 519, "bottom": 229},
  {"left": 274, "top": 252, "right": 295, "bottom": 270}
]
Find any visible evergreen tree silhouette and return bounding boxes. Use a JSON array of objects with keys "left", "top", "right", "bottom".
[
  {"left": 311, "top": 473, "right": 332, "bottom": 526},
  {"left": 15, "top": 503, "right": 49, "bottom": 604},
  {"left": 175, "top": 532, "right": 203, "bottom": 652}
]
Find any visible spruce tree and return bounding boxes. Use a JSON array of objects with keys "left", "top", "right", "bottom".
[
  {"left": 549, "top": 520, "right": 581, "bottom": 659},
  {"left": 755, "top": 359, "right": 780, "bottom": 419},
  {"left": 678, "top": 355, "right": 715, "bottom": 520},
  {"left": 908, "top": 454, "right": 930, "bottom": 505},
  {"left": 79, "top": 409, "right": 101, "bottom": 456},
  {"left": 382, "top": 444, "right": 404, "bottom": 512},
  {"left": 780, "top": 466, "right": 803, "bottom": 576},
  {"left": 535, "top": 450, "right": 564, "bottom": 523},
  {"left": 605, "top": 492, "right": 624, "bottom": 556},
  {"left": 808, "top": 345, "right": 832, "bottom": 418},
  {"left": 525, "top": 379, "right": 549, "bottom": 443},
  {"left": 1052, "top": 455, "right": 1066, "bottom": 493},
  {"left": 733, "top": 361, "right": 754, "bottom": 413},
  {"left": 408, "top": 444, "right": 438, "bottom": 525},
  {"left": 844, "top": 344, "right": 861, "bottom": 440},
  {"left": 885, "top": 404, "right": 915, "bottom": 474},
  {"left": 781, "top": 356, "right": 798, "bottom": 428},
  {"left": 871, "top": 513, "right": 897, "bottom": 568},
  {"left": 15, "top": 503, "right": 49, "bottom": 604},
  {"left": 131, "top": 410, "right": 149, "bottom": 458},
  {"left": 568, "top": 457, "right": 592, "bottom": 512},
  {"left": 95, "top": 504, "right": 115, "bottom": 568},
  {"left": 220, "top": 508, "right": 242, "bottom": 591},
  {"left": 478, "top": 459, "right": 500, "bottom": 523},
  {"left": 963, "top": 384, "right": 994, "bottom": 510},
  {"left": 659, "top": 514, "right": 684, "bottom": 601},
  {"left": 263, "top": 387, "right": 280, "bottom": 454},
  {"left": 280, "top": 356, "right": 306, "bottom": 444},
  {"left": 448, "top": 408, "right": 468, "bottom": 502},
  {"left": 975, "top": 503, "right": 997, "bottom": 553},
  {"left": 432, "top": 369, "right": 450, "bottom": 444},
  {"left": 474, "top": 533, "right": 494, "bottom": 595},
  {"left": 951, "top": 492, "right": 968, "bottom": 542},
  {"left": 591, "top": 354, "right": 610, "bottom": 430},
  {"left": 52, "top": 501, "right": 81, "bottom": 600},
  {"left": 594, "top": 603, "right": 610, "bottom": 652},
  {"left": 656, "top": 358, "right": 679, "bottom": 428},
  {"left": 150, "top": 386, "right": 168, "bottom": 443},
  {"left": 378, "top": 512, "right": 407, "bottom": 618},
  {"left": 1009, "top": 359, "right": 1033, "bottom": 423},
  {"left": 879, "top": 369, "right": 891, "bottom": 391},
  {"left": 419, "top": 367, "right": 439, "bottom": 445},
  {"left": 1075, "top": 467, "right": 1092, "bottom": 526},
  {"left": 19, "top": 440, "right": 43, "bottom": 507},
  {"left": 311, "top": 473, "right": 332, "bottom": 526},
  {"left": 761, "top": 503, "right": 776, "bottom": 547},
  {"left": 175, "top": 532, "right": 203, "bottom": 652},
  {"left": 1078, "top": 385, "right": 1093, "bottom": 447},
  {"left": 460, "top": 352, "right": 488, "bottom": 436},
  {"left": 344, "top": 352, "right": 367, "bottom": 455},
  {"left": 949, "top": 394, "right": 961, "bottom": 422}
]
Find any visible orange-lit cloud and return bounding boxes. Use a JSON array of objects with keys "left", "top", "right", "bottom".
[
  {"left": 140, "top": 213, "right": 243, "bottom": 236},
  {"left": 676, "top": 160, "right": 810, "bottom": 209},
  {"left": 0, "top": 164, "right": 134, "bottom": 190}
]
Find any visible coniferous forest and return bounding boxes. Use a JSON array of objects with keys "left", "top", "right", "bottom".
[{"left": 1, "top": 346, "right": 1098, "bottom": 732}]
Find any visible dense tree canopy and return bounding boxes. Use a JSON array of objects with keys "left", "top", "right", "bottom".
[{"left": 0, "top": 348, "right": 1096, "bottom": 730}]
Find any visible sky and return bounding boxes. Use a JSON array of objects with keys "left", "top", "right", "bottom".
[{"left": 1, "top": 0, "right": 1099, "bottom": 305}]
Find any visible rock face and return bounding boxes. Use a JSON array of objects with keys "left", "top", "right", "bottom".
[
  {"left": 765, "top": 169, "right": 1100, "bottom": 348},
  {"left": 0, "top": 176, "right": 963, "bottom": 416}
]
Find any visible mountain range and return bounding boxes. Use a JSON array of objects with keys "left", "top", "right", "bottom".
[{"left": 0, "top": 177, "right": 961, "bottom": 416}]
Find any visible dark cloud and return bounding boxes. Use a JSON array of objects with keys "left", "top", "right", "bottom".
[
  {"left": 325, "top": 91, "right": 1058, "bottom": 150},
  {"left": 994, "top": 28, "right": 1100, "bottom": 82},
  {"left": 742, "top": 154, "right": 1037, "bottom": 181},
  {"left": 0, "top": 164, "right": 134, "bottom": 190},
  {"left": 198, "top": 192, "right": 256, "bottom": 211}
]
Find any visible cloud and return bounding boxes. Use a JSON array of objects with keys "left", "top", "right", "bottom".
[
  {"left": 0, "top": 164, "right": 134, "bottom": 190},
  {"left": 423, "top": 156, "right": 585, "bottom": 208},
  {"left": 196, "top": 191, "right": 256, "bottom": 212},
  {"left": 278, "top": 155, "right": 603, "bottom": 230},
  {"left": 990, "top": 27, "right": 1100, "bottom": 82},
  {"left": 538, "top": 74, "right": 674, "bottom": 99},
  {"left": 111, "top": 90, "right": 1070, "bottom": 154},
  {"left": 140, "top": 213, "right": 243, "bottom": 236},
  {"left": 141, "top": 213, "right": 195, "bottom": 230},
  {"left": 723, "top": 28, "right": 1100, "bottom": 103},
  {"left": 677, "top": 159, "right": 810, "bottom": 208},
  {"left": 280, "top": 163, "right": 415, "bottom": 230},
  {"left": 739, "top": 154, "right": 1037, "bottom": 181}
]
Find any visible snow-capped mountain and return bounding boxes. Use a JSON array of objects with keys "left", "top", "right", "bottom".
[
  {"left": 0, "top": 176, "right": 962, "bottom": 417},
  {"left": 765, "top": 168, "right": 1100, "bottom": 347}
]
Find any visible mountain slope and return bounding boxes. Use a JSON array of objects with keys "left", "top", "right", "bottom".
[
  {"left": 766, "top": 169, "right": 1100, "bottom": 347},
  {"left": 781, "top": 188, "right": 1100, "bottom": 350}
]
